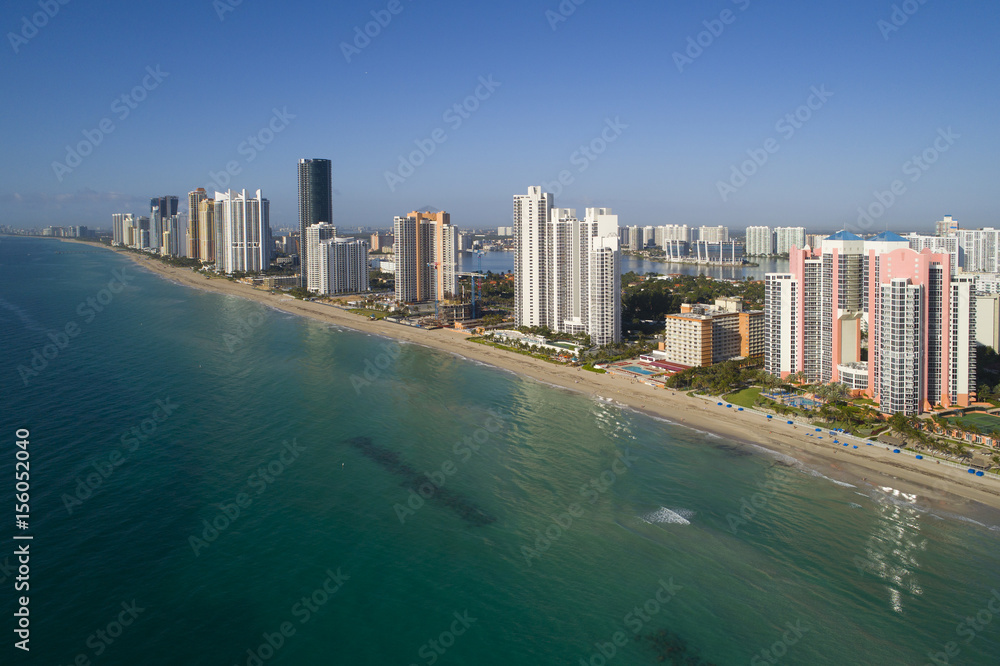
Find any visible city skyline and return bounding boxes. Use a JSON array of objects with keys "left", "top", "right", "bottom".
[{"left": 2, "top": 0, "right": 997, "bottom": 231}]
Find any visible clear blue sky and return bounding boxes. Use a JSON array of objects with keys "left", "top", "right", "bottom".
[{"left": 2, "top": 0, "right": 997, "bottom": 232}]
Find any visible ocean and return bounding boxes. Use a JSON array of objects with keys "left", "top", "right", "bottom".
[{"left": 2, "top": 236, "right": 999, "bottom": 665}]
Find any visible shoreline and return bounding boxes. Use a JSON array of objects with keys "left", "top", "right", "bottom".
[{"left": 62, "top": 239, "right": 1000, "bottom": 513}]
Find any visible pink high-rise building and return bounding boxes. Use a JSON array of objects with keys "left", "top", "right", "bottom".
[{"left": 765, "top": 230, "right": 976, "bottom": 415}]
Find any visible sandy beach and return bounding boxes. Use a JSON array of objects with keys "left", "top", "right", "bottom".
[{"left": 66, "top": 239, "right": 1000, "bottom": 512}]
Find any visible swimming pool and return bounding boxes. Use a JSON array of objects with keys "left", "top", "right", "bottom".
[
  {"left": 620, "top": 365, "right": 656, "bottom": 375},
  {"left": 786, "top": 397, "right": 820, "bottom": 408}
]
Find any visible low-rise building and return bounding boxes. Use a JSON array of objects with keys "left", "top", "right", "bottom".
[{"left": 662, "top": 299, "right": 763, "bottom": 367}]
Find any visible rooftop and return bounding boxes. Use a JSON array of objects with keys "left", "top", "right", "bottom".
[{"left": 824, "top": 230, "right": 863, "bottom": 241}]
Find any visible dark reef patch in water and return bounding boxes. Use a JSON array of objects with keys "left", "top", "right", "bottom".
[
  {"left": 348, "top": 436, "right": 496, "bottom": 526},
  {"left": 643, "top": 629, "right": 716, "bottom": 665}
]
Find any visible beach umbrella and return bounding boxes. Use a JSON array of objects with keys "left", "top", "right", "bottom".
[
  {"left": 853, "top": 445, "right": 858, "bottom": 449},
  {"left": 893, "top": 449, "right": 900, "bottom": 453},
  {"left": 766, "top": 415, "right": 772, "bottom": 419}
]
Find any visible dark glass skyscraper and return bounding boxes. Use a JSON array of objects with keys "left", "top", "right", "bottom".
[
  {"left": 149, "top": 195, "right": 178, "bottom": 251},
  {"left": 298, "top": 159, "right": 333, "bottom": 287}
]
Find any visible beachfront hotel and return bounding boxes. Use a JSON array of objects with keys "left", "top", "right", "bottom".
[
  {"left": 298, "top": 158, "right": 334, "bottom": 287},
  {"left": 393, "top": 210, "right": 457, "bottom": 304},
  {"left": 764, "top": 230, "right": 977, "bottom": 415},
  {"left": 304, "top": 223, "right": 369, "bottom": 295},
  {"left": 513, "top": 187, "right": 621, "bottom": 345},
  {"left": 663, "top": 299, "right": 764, "bottom": 368},
  {"left": 213, "top": 188, "right": 272, "bottom": 274}
]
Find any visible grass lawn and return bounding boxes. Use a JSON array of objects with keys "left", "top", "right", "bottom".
[
  {"left": 348, "top": 308, "right": 389, "bottom": 320},
  {"left": 724, "top": 386, "right": 762, "bottom": 409},
  {"left": 947, "top": 412, "right": 1000, "bottom": 432}
]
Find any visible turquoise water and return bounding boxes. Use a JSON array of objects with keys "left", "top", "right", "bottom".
[
  {"left": 3, "top": 236, "right": 1000, "bottom": 665},
  {"left": 786, "top": 397, "right": 820, "bottom": 408},
  {"left": 620, "top": 365, "right": 657, "bottom": 376}
]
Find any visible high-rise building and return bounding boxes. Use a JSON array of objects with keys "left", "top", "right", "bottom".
[
  {"left": 514, "top": 187, "right": 554, "bottom": 328},
  {"left": 161, "top": 213, "right": 187, "bottom": 258},
  {"left": 905, "top": 233, "right": 959, "bottom": 273},
  {"left": 214, "top": 189, "right": 271, "bottom": 274},
  {"left": 975, "top": 293, "right": 1000, "bottom": 351},
  {"left": 698, "top": 226, "right": 729, "bottom": 243},
  {"left": 306, "top": 223, "right": 337, "bottom": 293},
  {"left": 659, "top": 224, "right": 691, "bottom": 244},
  {"left": 765, "top": 230, "right": 976, "bottom": 414},
  {"left": 370, "top": 232, "right": 392, "bottom": 252},
  {"left": 956, "top": 228, "right": 1000, "bottom": 273},
  {"left": 187, "top": 189, "right": 208, "bottom": 259},
  {"left": 111, "top": 213, "right": 133, "bottom": 246},
  {"left": 198, "top": 198, "right": 216, "bottom": 262},
  {"left": 307, "top": 225, "right": 369, "bottom": 295},
  {"left": 936, "top": 214, "right": 959, "bottom": 237},
  {"left": 135, "top": 216, "right": 150, "bottom": 249},
  {"left": 774, "top": 227, "right": 806, "bottom": 255},
  {"left": 298, "top": 158, "right": 333, "bottom": 287},
  {"left": 150, "top": 196, "right": 178, "bottom": 252},
  {"left": 393, "top": 211, "right": 456, "bottom": 303},
  {"left": 745, "top": 226, "right": 773, "bottom": 256},
  {"left": 513, "top": 187, "right": 620, "bottom": 344}
]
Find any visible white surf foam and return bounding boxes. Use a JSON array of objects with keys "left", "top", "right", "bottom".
[{"left": 640, "top": 507, "right": 693, "bottom": 526}]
